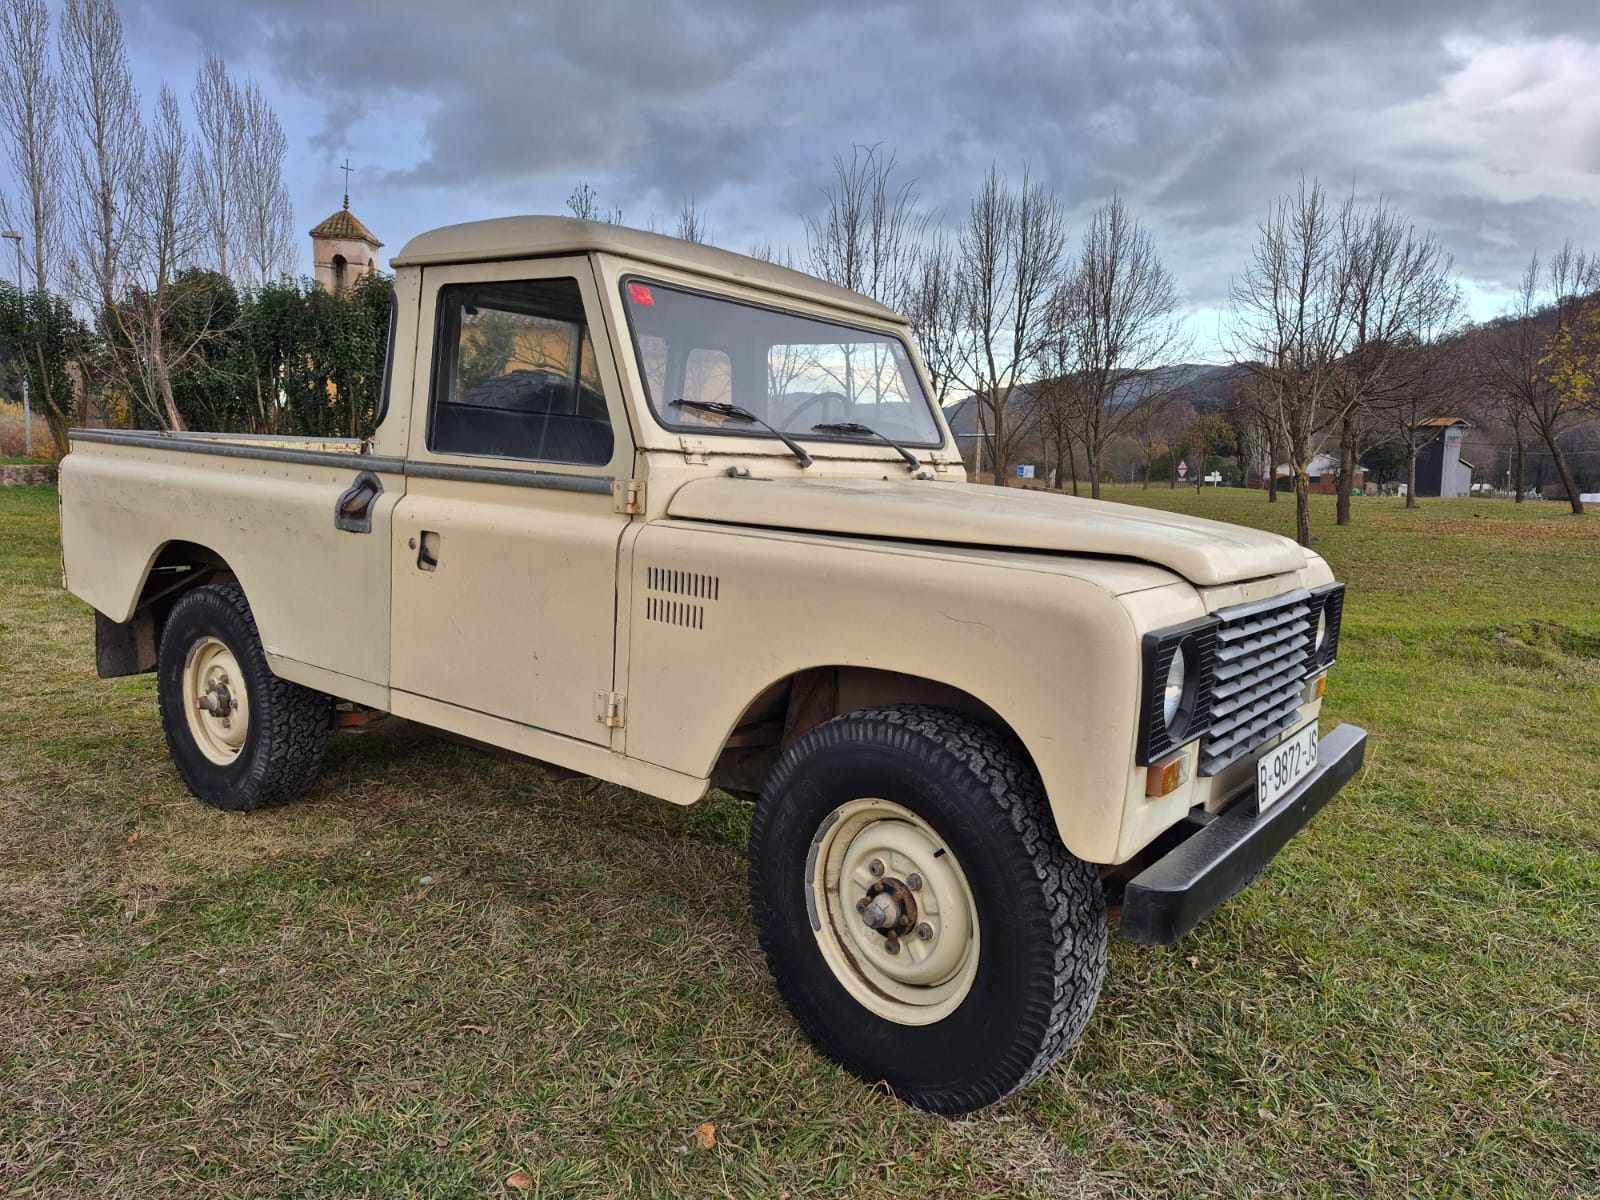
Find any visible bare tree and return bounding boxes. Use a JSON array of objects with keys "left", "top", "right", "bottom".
[
  {"left": 1227, "top": 178, "right": 1358, "bottom": 546},
  {"left": 566, "top": 181, "right": 622, "bottom": 225},
  {"left": 57, "top": 0, "right": 140, "bottom": 328},
  {"left": 1128, "top": 385, "right": 1186, "bottom": 489},
  {"left": 1032, "top": 310, "right": 1081, "bottom": 492},
  {"left": 1476, "top": 248, "right": 1599, "bottom": 513},
  {"left": 747, "top": 240, "right": 796, "bottom": 268},
  {"left": 0, "top": 0, "right": 59, "bottom": 294},
  {"left": 673, "top": 194, "right": 711, "bottom": 245},
  {"left": 111, "top": 85, "right": 206, "bottom": 430},
  {"left": 191, "top": 53, "right": 239, "bottom": 279},
  {"left": 1053, "top": 195, "right": 1188, "bottom": 498},
  {"left": 232, "top": 78, "right": 293, "bottom": 285},
  {"left": 1386, "top": 304, "right": 1461, "bottom": 508},
  {"left": 953, "top": 165, "right": 1066, "bottom": 485},
  {"left": 1329, "top": 201, "right": 1457, "bottom": 523},
  {"left": 804, "top": 143, "right": 928, "bottom": 312},
  {"left": 1, "top": 0, "right": 63, "bottom": 449},
  {"left": 905, "top": 231, "right": 961, "bottom": 407}
]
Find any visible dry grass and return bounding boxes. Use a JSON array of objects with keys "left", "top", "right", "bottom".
[
  {"left": 1, "top": 484, "right": 1597, "bottom": 1198},
  {"left": 0, "top": 400, "right": 52, "bottom": 462}
]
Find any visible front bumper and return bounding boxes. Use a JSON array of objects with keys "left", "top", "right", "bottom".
[{"left": 1119, "top": 723, "right": 1368, "bottom": 945}]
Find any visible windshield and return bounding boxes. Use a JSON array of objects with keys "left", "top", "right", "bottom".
[{"left": 620, "top": 278, "right": 945, "bottom": 448}]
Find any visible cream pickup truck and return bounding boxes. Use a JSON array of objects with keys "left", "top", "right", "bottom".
[{"left": 60, "top": 217, "right": 1366, "bottom": 1114}]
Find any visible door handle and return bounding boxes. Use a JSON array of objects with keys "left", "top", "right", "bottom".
[
  {"left": 416, "top": 530, "right": 440, "bottom": 571},
  {"left": 334, "top": 471, "right": 383, "bottom": 533}
]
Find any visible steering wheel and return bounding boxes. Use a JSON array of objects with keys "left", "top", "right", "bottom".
[{"left": 778, "top": 391, "right": 848, "bottom": 430}]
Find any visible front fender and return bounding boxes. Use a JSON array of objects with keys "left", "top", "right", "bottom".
[{"left": 623, "top": 520, "right": 1147, "bottom": 863}]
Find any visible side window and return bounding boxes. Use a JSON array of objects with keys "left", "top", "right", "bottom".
[{"left": 429, "top": 278, "right": 614, "bottom": 466}]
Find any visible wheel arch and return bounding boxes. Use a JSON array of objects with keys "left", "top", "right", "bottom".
[
  {"left": 93, "top": 540, "right": 243, "bottom": 678},
  {"left": 708, "top": 665, "right": 1047, "bottom": 806}
]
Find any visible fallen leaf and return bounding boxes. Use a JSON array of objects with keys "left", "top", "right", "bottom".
[
  {"left": 432, "top": 1134, "right": 450, "bottom": 1150},
  {"left": 126, "top": 830, "right": 141, "bottom": 845},
  {"left": 1186, "top": 955, "right": 1200, "bottom": 969},
  {"left": 505, "top": 1169, "right": 532, "bottom": 1191},
  {"left": 460, "top": 1024, "right": 491, "bottom": 1036},
  {"left": 693, "top": 1121, "right": 717, "bottom": 1150}
]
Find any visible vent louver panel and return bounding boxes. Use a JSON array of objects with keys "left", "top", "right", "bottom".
[
  {"left": 1198, "top": 593, "right": 1313, "bottom": 776},
  {"left": 645, "top": 596, "right": 705, "bottom": 629},
  {"left": 643, "top": 566, "right": 720, "bottom": 631}
]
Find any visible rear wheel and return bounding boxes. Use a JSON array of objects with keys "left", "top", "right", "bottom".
[
  {"left": 748, "top": 705, "right": 1108, "bottom": 1114},
  {"left": 156, "top": 583, "right": 333, "bottom": 811}
]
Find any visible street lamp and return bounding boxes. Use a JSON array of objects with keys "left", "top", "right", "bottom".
[{"left": 0, "top": 230, "right": 27, "bottom": 457}]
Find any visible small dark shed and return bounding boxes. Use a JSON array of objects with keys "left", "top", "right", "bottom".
[{"left": 1413, "top": 417, "right": 1473, "bottom": 497}]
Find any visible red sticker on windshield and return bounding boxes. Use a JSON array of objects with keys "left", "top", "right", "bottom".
[{"left": 627, "top": 282, "right": 655, "bottom": 306}]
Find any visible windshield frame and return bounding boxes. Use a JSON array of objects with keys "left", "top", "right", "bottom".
[{"left": 616, "top": 273, "right": 949, "bottom": 452}]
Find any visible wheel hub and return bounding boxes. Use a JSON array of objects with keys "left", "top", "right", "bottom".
[
  {"left": 181, "top": 636, "right": 250, "bottom": 765},
  {"left": 807, "top": 798, "right": 980, "bottom": 1025},
  {"left": 196, "top": 679, "right": 236, "bottom": 723},
  {"left": 858, "top": 876, "right": 918, "bottom": 936}
]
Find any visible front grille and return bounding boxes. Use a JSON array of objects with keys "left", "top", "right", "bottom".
[{"left": 1198, "top": 591, "right": 1314, "bottom": 775}]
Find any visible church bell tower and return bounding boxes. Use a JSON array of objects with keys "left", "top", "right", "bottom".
[{"left": 309, "top": 161, "right": 382, "bottom": 294}]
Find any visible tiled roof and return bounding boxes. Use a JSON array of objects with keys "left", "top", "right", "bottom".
[
  {"left": 1415, "top": 415, "right": 1469, "bottom": 428},
  {"left": 309, "top": 206, "right": 382, "bottom": 246}
]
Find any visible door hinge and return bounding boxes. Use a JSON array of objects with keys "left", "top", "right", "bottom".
[
  {"left": 595, "top": 690, "right": 626, "bottom": 728},
  {"left": 612, "top": 478, "right": 646, "bottom": 515},
  {"left": 679, "top": 437, "right": 710, "bottom": 465}
]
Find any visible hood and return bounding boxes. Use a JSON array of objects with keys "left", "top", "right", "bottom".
[{"left": 665, "top": 476, "right": 1307, "bottom": 587}]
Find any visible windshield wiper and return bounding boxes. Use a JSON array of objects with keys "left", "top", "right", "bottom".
[
  {"left": 811, "top": 421, "right": 923, "bottom": 473},
  {"left": 672, "top": 399, "right": 812, "bottom": 468}
]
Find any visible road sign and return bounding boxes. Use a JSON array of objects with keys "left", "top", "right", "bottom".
[{"left": 1177, "top": 460, "right": 1188, "bottom": 479}]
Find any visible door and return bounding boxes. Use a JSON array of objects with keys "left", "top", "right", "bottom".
[{"left": 389, "top": 256, "right": 635, "bottom": 744}]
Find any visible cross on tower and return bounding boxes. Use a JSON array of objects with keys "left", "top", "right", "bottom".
[{"left": 340, "top": 159, "right": 354, "bottom": 210}]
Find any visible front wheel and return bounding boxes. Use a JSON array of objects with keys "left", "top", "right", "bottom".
[
  {"left": 156, "top": 583, "right": 334, "bottom": 811},
  {"left": 748, "top": 705, "right": 1107, "bottom": 1114}
]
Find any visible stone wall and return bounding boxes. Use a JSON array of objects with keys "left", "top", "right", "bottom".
[{"left": 1, "top": 463, "right": 58, "bottom": 487}]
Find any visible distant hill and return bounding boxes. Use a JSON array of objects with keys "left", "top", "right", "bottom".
[
  {"left": 942, "top": 363, "right": 1251, "bottom": 438},
  {"left": 1109, "top": 363, "right": 1253, "bottom": 412}
]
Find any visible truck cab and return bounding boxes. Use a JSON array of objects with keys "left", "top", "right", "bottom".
[{"left": 59, "top": 217, "right": 1365, "bottom": 1114}]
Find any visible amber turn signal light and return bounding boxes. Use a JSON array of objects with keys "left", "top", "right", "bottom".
[
  {"left": 1308, "top": 673, "right": 1327, "bottom": 702},
  {"left": 1145, "top": 753, "right": 1188, "bottom": 798}
]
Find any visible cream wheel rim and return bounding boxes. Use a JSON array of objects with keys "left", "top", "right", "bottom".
[
  {"left": 806, "top": 798, "right": 980, "bottom": 1025},
  {"left": 182, "top": 636, "right": 249, "bottom": 765}
]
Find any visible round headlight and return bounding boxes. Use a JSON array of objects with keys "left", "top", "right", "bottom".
[
  {"left": 1161, "top": 649, "right": 1187, "bottom": 729},
  {"left": 1314, "top": 608, "right": 1328, "bottom": 655}
]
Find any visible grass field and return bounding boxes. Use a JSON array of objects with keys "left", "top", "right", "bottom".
[{"left": 2, "top": 483, "right": 1597, "bottom": 1199}]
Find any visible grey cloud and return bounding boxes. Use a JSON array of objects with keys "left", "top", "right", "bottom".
[{"left": 137, "top": 0, "right": 1600, "bottom": 334}]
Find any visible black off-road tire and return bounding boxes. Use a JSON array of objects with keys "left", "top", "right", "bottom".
[
  {"left": 748, "top": 705, "right": 1107, "bottom": 1114},
  {"left": 156, "top": 583, "right": 334, "bottom": 811}
]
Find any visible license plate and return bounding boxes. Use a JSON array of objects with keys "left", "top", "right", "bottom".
[{"left": 1256, "top": 724, "right": 1319, "bottom": 814}]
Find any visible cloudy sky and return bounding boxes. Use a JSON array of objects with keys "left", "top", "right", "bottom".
[{"left": 113, "top": 0, "right": 1600, "bottom": 357}]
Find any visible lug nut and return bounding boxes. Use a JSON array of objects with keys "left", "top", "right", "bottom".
[
  {"left": 906, "top": 872, "right": 923, "bottom": 891},
  {"left": 884, "top": 937, "right": 900, "bottom": 955},
  {"left": 916, "top": 922, "right": 934, "bottom": 941},
  {"left": 868, "top": 859, "right": 884, "bottom": 878}
]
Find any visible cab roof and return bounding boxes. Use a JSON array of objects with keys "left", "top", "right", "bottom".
[{"left": 392, "top": 215, "right": 901, "bottom": 324}]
